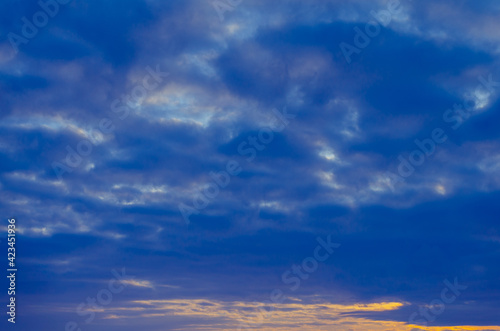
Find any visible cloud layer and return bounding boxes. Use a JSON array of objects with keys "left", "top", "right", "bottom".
[{"left": 1, "top": 0, "right": 500, "bottom": 330}]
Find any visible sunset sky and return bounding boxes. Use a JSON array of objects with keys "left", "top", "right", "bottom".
[{"left": 1, "top": 0, "right": 500, "bottom": 330}]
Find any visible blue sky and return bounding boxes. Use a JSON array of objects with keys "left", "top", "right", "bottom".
[{"left": 1, "top": 0, "right": 500, "bottom": 330}]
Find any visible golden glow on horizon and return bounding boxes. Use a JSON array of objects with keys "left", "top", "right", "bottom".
[
  {"left": 408, "top": 326, "right": 500, "bottom": 331},
  {"left": 94, "top": 298, "right": 500, "bottom": 330}
]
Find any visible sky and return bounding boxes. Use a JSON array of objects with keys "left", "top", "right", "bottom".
[{"left": 1, "top": 0, "right": 500, "bottom": 330}]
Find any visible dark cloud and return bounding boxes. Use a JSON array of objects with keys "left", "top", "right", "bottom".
[{"left": 1, "top": 0, "right": 500, "bottom": 330}]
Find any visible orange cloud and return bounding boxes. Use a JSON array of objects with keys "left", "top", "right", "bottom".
[{"left": 95, "top": 298, "right": 500, "bottom": 330}]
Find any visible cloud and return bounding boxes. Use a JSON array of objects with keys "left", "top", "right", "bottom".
[{"left": 2, "top": 0, "right": 500, "bottom": 330}]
